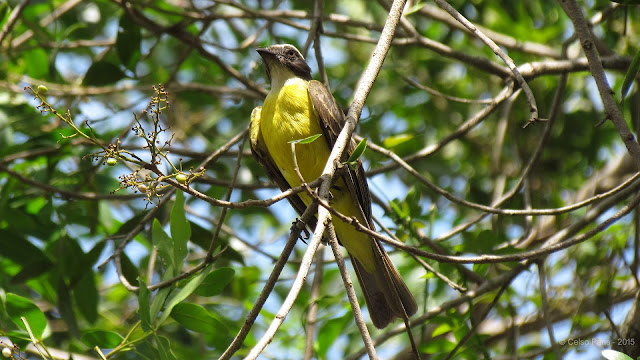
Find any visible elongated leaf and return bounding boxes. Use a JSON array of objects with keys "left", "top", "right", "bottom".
[
  {"left": 24, "top": 48, "right": 48, "bottom": 79},
  {"left": 149, "top": 286, "right": 172, "bottom": 327},
  {"left": 120, "top": 252, "right": 140, "bottom": 286},
  {"left": 58, "top": 277, "right": 79, "bottom": 337},
  {"left": 82, "top": 61, "right": 126, "bottom": 86},
  {"left": 116, "top": 14, "right": 142, "bottom": 72},
  {"left": 74, "top": 273, "right": 98, "bottom": 323},
  {"left": 620, "top": 48, "right": 640, "bottom": 103},
  {"left": 155, "top": 335, "right": 177, "bottom": 360},
  {"left": 135, "top": 340, "right": 160, "bottom": 360},
  {"left": 0, "top": 230, "right": 52, "bottom": 268},
  {"left": 157, "top": 263, "right": 214, "bottom": 325},
  {"left": 5, "top": 293, "right": 47, "bottom": 339},
  {"left": 153, "top": 219, "right": 175, "bottom": 274},
  {"left": 81, "top": 330, "right": 124, "bottom": 348},
  {"left": 382, "top": 133, "right": 414, "bottom": 148},
  {"left": 194, "top": 267, "right": 235, "bottom": 297},
  {"left": 289, "top": 134, "right": 322, "bottom": 144},
  {"left": 70, "top": 240, "right": 106, "bottom": 286},
  {"left": 609, "top": 0, "right": 640, "bottom": 4},
  {"left": 170, "top": 302, "right": 226, "bottom": 333},
  {"left": 114, "top": 211, "right": 149, "bottom": 236},
  {"left": 138, "top": 277, "right": 152, "bottom": 332},
  {"left": 0, "top": 2, "right": 8, "bottom": 21},
  {"left": 170, "top": 190, "right": 190, "bottom": 270},
  {"left": 347, "top": 138, "right": 367, "bottom": 164},
  {"left": 601, "top": 349, "right": 633, "bottom": 360},
  {"left": 314, "top": 313, "right": 352, "bottom": 357}
]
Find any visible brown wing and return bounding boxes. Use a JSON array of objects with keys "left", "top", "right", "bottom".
[
  {"left": 249, "top": 106, "right": 317, "bottom": 228},
  {"left": 307, "top": 80, "right": 374, "bottom": 228},
  {"left": 309, "top": 81, "right": 418, "bottom": 328}
]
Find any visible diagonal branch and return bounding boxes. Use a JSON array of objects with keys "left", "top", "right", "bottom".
[
  {"left": 559, "top": 0, "right": 640, "bottom": 170},
  {"left": 0, "top": 0, "right": 29, "bottom": 47},
  {"left": 432, "top": 0, "right": 539, "bottom": 125}
]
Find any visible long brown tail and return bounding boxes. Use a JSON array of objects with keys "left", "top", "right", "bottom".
[{"left": 351, "top": 239, "right": 417, "bottom": 329}]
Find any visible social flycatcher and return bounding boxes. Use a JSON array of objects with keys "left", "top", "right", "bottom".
[{"left": 250, "top": 44, "right": 417, "bottom": 329}]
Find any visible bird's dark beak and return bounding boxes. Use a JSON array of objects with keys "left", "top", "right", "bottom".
[
  {"left": 256, "top": 48, "right": 277, "bottom": 61},
  {"left": 256, "top": 48, "right": 276, "bottom": 83}
]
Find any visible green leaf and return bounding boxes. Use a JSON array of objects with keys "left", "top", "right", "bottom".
[
  {"left": 120, "top": 252, "right": 140, "bottom": 286},
  {"left": 74, "top": 273, "right": 98, "bottom": 323},
  {"left": 170, "top": 190, "right": 190, "bottom": 270},
  {"left": 57, "top": 277, "right": 80, "bottom": 337},
  {"left": 620, "top": 48, "right": 640, "bottom": 104},
  {"left": 194, "top": 267, "right": 235, "bottom": 297},
  {"left": 82, "top": 61, "right": 126, "bottom": 86},
  {"left": 431, "top": 322, "right": 453, "bottom": 337},
  {"left": 382, "top": 133, "right": 414, "bottom": 148},
  {"left": 0, "top": 2, "right": 8, "bottom": 21},
  {"left": 57, "top": 235, "right": 85, "bottom": 281},
  {"left": 389, "top": 198, "right": 409, "bottom": 220},
  {"left": 157, "top": 263, "right": 214, "bottom": 325},
  {"left": 155, "top": 335, "right": 177, "bottom": 360},
  {"left": 314, "top": 313, "right": 352, "bottom": 357},
  {"left": 609, "top": 0, "right": 640, "bottom": 4},
  {"left": 153, "top": 218, "right": 175, "bottom": 274},
  {"left": 404, "top": 2, "right": 426, "bottom": 15},
  {"left": 0, "top": 230, "right": 53, "bottom": 268},
  {"left": 289, "top": 134, "right": 322, "bottom": 144},
  {"left": 601, "top": 350, "right": 634, "bottom": 360},
  {"left": 138, "top": 277, "right": 152, "bottom": 332},
  {"left": 81, "top": 330, "right": 124, "bottom": 348},
  {"left": 10, "top": 261, "right": 54, "bottom": 287},
  {"left": 170, "top": 302, "right": 226, "bottom": 333},
  {"left": 346, "top": 137, "right": 367, "bottom": 164},
  {"left": 114, "top": 211, "right": 150, "bottom": 237},
  {"left": 420, "top": 337, "right": 457, "bottom": 354},
  {"left": 70, "top": 240, "right": 106, "bottom": 285},
  {"left": 462, "top": 229, "right": 499, "bottom": 253},
  {"left": 135, "top": 340, "right": 161, "bottom": 360},
  {"left": 23, "top": 48, "right": 49, "bottom": 79},
  {"left": 149, "top": 286, "right": 171, "bottom": 327},
  {"left": 116, "top": 14, "right": 142, "bottom": 72},
  {"left": 5, "top": 293, "right": 47, "bottom": 339}
]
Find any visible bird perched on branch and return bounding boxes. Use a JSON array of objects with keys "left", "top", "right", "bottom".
[{"left": 250, "top": 44, "right": 416, "bottom": 328}]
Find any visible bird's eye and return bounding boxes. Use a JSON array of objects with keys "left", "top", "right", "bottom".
[{"left": 287, "top": 50, "right": 296, "bottom": 58}]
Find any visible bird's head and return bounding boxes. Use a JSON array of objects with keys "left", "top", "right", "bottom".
[{"left": 257, "top": 44, "right": 312, "bottom": 88}]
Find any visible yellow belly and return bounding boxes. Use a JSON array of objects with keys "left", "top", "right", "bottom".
[
  {"left": 260, "top": 79, "right": 375, "bottom": 272},
  {"left": 261, "top": 79, "right": 329, "bottom": 190}
]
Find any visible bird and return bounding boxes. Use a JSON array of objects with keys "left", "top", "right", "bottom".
[{"left": 250, "top": 44, "right": 417, "bottom": 329}]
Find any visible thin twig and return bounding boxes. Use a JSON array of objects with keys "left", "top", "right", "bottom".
[
  {"left": 346, "top": 264, "right": 527, "bottom": 359},
  {"left": 0, "top": 163, "right": 150, "bottom": 200},
  {"left": 206, "top": 133, "right": 249, "bottom": 259},
  {"left": 432, "top": 0, "right": 539, "bottom": 125},
  {"left": 367, "top": 81, "right": 515, "bottom": 176},
  {"left": 10, "top": 0, "right": 84, "bottom": 48},
  {"left": 242, "top": 205, "right": 327, "bottom": 360},
  {"left": 105, "top": 128, "right": 250, "bottom": 291},
  {"left": 218, "top": 214, "right": 304, "bottom": 360},
  {"left": 245, "top": 1, "right": 409, "bottom": 357},
  {"left": 443, "top": 281, "right": 510, "bottom": 360},
  {"left": 373, "top": 216, "right": 466, "bottom": 292},
  {"left": 312, "top": 185, "right": 640, "bottom": 264},
  {"left": 0, "top": 0, "right": 29, "bottom": 47},
  {"left": 537, "top": 260, "right": 561, "bottom": 360},
  {"left": 326, "top": 221, "right": 379, "bottom": 359},
  {"left": 303, "top": 244, "right": 325, "bottom": 360},
  {"left": 416, "top": 4, "right": 559, "bottom": 58},
  {"left": 559, "top": 0, "right": 640, "bottom": 170}
]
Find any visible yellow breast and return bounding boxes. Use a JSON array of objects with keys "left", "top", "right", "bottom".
[
  {"left": 261, "top": 78, "right": 330, "bottom": 190},
  {"left": 259, "top": 77, "right": 376, "bottom": 272}
]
